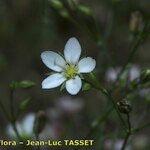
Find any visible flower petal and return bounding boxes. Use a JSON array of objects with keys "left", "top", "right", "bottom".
[
  {"left": 78, "top": 57, "right": 96, "bottom": 73},
  {"left": 7, "top": 123, "right": 22, "bottom": 138},
  {"left": 41, "top": 51, "right": 66, "bottom": 72},
  {"left": 65, "top": 76, "right": 82, "bottom": 95},
  {"left": 64, "top": 37, "right": 81, "bottom": 64},
  {"left": 42, "top": 73, "right": 66, "bottom": 89},
  {"left": 22, "top": 113, "right": 35, "bottom": 135}
]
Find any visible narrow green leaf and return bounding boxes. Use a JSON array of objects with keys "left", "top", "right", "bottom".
[
  {"left": 19, "top": 98, "right": 31, "bottom": 111},
  {"left": 60, "top": 82, "right": 66, "bottom": 91},
  {"left": 10, "top": 80, "right": 35, "bottom": 89},
  {"left": 82, "top": 82, "right": 91, "bottom": 91},
  {"left": 19, "top": 80, "right": 35, "bottom": 88},
  {"left": 78, "top": 5, "right": 92, "bottom": 16}
]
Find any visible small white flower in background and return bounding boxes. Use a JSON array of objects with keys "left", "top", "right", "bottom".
[
  {"left": 41, "top": 37, "right": 96, "bottom": 95},
  {"left": 128, "top": 64, "right": 140, "bottom": 81},
  {"left": 46, "top": 108, "right": 62, "bottom": 121},
  {"left": 105, "top": 67, "right": 121, "bottom": 83},
  {"left": 105, "top": 65, "right": 140, "bottom": 83},
  {"left": 6, "top": 113, "right": 35, "bottom": 138},
  {"left": 56, "top": 96, "right": 84, "bottom": 113},
  {"left": 139, "top": 88, "right": 150, "bottom": 98},
  {"left": 40, "top": 123, "right": 63, "bottom": 140},
  {"left": 104, "top": 139, "right": 131, "bottom": 150},
  {"left": 133, "top": 135, "right": 149, "bottom": 149}
]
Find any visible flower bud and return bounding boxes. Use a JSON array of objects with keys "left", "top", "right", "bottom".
[
  {"left": 117, "top": 100, "right": 132, "bottom": 114},
  {"left": 50, "top": 0, "right": 70, "bottom": 19},
  {"left": 59, "top": 10, "right": 70, "bottom": 18},
  {"left": 140, "top": 69, "right": 150, "bottom": 84},
  {"left": 33, "top": 111, "right": 47, "bottom": 135},
  {"left": 67, "top": 0, "right": 79, "bottom": 10},
  {"left": 50, "top": 0, "right": 63, "bottom": 10},
  {"left": 129, "top": 11, "right": 143, "bottom": 33},
  {"left": 78, "top": 5, "right": 92, "bottom": 16}
]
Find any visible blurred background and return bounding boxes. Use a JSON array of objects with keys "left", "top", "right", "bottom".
[{"left": 0, "top": 0, "right": 150, "bottom": 149}]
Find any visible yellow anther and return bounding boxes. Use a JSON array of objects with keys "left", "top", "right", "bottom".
[{"left": 64, "top": 64, "right": 78, "bottom": 79}]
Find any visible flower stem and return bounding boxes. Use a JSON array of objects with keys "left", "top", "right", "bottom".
[
  {"left": 132, "top": 122, "right": 150, "bottom": 133},
  {"left": 10, "top": 89, "right": 15, "bottom": 122},
  {"left": 116, "top": 36, "right": 141, "bottom": 83},
  {"left": 35, "top": 133, "right": 41, "bottom": 150},
  {"left": 0, "top": 100, "right": 10, "bottom": 121},
  {"left": 12, "top": 122, "right": 22, "bottom": 141},
  {"left": 87, "top": 106, "right": 113, "bottom": 137},
  {"left": 105, "top": 92, "right": 127, "bottom": 131},
  {"left": 121, "top": 132, "right": 130, "bottom": 150},
  {"left": 121, "top": 114, "right": 132, "bottom": 150},
  {"left": 83, "top": 78, "right": 127, "bottom": 131},
  {"left": 9, "top": 88, "right": 22, "bottom": 140},
  {"left": 0, "top": 95, "right": 22, "bottom": 140},
  {"left": 116, "top": 22, "right": 148, "bottom": 83}
]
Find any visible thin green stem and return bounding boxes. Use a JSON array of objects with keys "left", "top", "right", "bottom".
[
  {"left": 83, "top": 78, "right": 127, "bottom": 132},
  {"left": 127, "top": 114, "right": 131, "bottom": 131},
  {"left": 106, "top": 92, "right": 127, "bottom": 131},
  {"left": 0, "top": 95, "right": 22, "bottom": 140},
  {"left": 87, "top": 106, "right": 113, "bottom": 137},
  {"left": 121, "top": 114, "right": 132, "bottom": 150},
  {"left": 35, "top": 133, "right": 41, "bottom": 150},
  {"left": 116, "top": 36, "right": 142, "bottom": 82},
  {"left": 132, "top": 122, "right": 150, "bottom": 133},
  {"left": 10, "top": 89, "right": 15, "bottom": 122},
  {"left": 116, "top": 22, "right": 148, "bottom": 83},
  {"left": 121, "top": 132, "right": 130, "bottom": 150},
  {"left": 0, "top": 100, "right": 10, "bottom": 121},
  {"left": 9, "top": 88, "right": 22, "bottom": 140},
  {"left": 12, "top": 123, "right": 22, "bottom": 141}
]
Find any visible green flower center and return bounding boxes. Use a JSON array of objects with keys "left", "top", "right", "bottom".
[{"left": 64, "top": 64, "right": 78, "bottom": 79}]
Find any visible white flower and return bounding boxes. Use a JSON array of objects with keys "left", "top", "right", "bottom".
[
  {"left": 104, "top": 139, "right": 131, "bottom": 150},
  {"left": 6, "top": 113, "right": 35, "bottom": 138},
  {"left": 40, "top": 123, "right": 62, "bottom": 140},
  {"left": 105, "top": 65, "right": 140, "bottom": 83},
  {"left": 105, "top": 67, "right": 121, "bottom": 83},
  {"left": 139, "top": 88, "right": 150, "bottom": 98},
  {"left": 56, "top": 96, "right": 84, "bottom": 113},
  {"left": 41, "top": 37, "right": 96, "bottom": 95},
  {"left": 128, "top": 64, "right": 140, "bottom": 81}
]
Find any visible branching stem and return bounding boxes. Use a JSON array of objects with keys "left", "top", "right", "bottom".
[{"left": 83, "top": 79, "right": 127, "bottom": 131}]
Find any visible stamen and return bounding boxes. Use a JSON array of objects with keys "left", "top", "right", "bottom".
[{"left": 64, "top": 64, "right": 78, "bottom": 79}]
